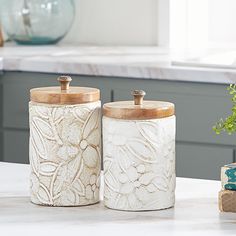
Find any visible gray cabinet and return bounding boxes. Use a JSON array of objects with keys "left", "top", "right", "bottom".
[
  {"left": 3, "top": 130, "right": 29, "bottom": 164},
  {"left": 176, "top": 143, "right": 233, "bottom": 180},
  {"left": 1, "top": 71, "right": 235, "bottom": 179}
]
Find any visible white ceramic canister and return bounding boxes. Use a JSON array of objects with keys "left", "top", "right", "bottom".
[
  {"left": 29, "top": 76, "right": 101, "bottom": 206},
  {"left": 103, "top": 90, "right": 176, "bottom": 211}
]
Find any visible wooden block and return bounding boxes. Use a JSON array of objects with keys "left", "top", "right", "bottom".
[
  {"left": 219, "top": 190, "right": 236, "bottom": 212},
  {"left": 221, "top": 163, "right": 236, "bottom": 190}
]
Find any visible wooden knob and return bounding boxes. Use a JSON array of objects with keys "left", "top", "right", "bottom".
[
  {"left": 132, "top": 90, "right": 146, "bottom": 105},
  {"left": 57, "top": 76, "right": 72, "bottom": 91}
]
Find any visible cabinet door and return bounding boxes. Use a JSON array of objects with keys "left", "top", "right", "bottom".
[
  {"left": 3, "top": 130, "right": 29, "bottom": 164},
  {"left": 176, "top": 143, "right": 233, "bottom": 180}
]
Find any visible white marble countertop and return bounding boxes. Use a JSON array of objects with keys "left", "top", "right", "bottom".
[
  {"left": 1, "top": 44, "right": 236, "bottom": 84},
  {"left": 0, "top": 162, "right": 236, "bottom": 236}
]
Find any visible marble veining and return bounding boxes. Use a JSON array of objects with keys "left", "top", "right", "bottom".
[
  {"left": 29, "top": 101, "right": 101, "bottom": 206},
  {"left": 0, "top": 44, "right": 236, "bottom": 84}
]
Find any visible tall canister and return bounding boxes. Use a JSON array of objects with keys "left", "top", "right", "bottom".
[
  {"left": 29, "top": 76, "right": 101, "bottom": 206},
  {"left": 103, "top": 90, "right": 176, "bottom": 211}
]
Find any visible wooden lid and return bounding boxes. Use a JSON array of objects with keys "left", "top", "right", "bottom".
[
  {"left": 30, "top": 76, "right": 100, "bottom": 104},
  {"left": 103, "top": 90, "right": 175, "bottom": 120}
]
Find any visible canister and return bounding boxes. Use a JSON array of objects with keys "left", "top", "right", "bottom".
[
  {"left": 29, "top": 76, "right": 101, "bottom": 206},
  {"left": 103, "top": 90, "right": 176, "bottom": 211}
]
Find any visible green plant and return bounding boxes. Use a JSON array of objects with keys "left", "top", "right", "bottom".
[{"left": 213, "top": 84, "right": 236, "bottom": 135}]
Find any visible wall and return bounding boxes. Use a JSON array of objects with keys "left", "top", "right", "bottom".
[
  {"left": 63, "top": 0, "right": 159, "bottom": 46},
  {"left": 208, "top": 0, "right": 236, "bottom": 48}
]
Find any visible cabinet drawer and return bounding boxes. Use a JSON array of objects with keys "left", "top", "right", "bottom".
[
  {"left": 113, "top": 88, "right": 235, "bottom": 146},
  {"left": 3, "top": 130, "right": 29, "bottom": 164},
  {"left": 176, "top": 143, "right": 233, "bottom": 180}
]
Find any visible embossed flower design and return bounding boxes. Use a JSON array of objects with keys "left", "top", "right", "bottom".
[
  {"left": 29, "top": 102, "right": 101, "bottom": 206},
  {"left": 79, "top": 107, "right": 101, "bottom": 169},
  {"left": 103, "top": 116, "right": 175, "bottom": 210},
  {"left": 85, "top": 174, "right": 100, "bottom": 201},
  {"left": 105, "top": 154, "right": 163, "bottom": 209}
]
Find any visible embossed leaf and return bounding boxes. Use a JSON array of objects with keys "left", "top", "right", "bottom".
[
  {"left": 35, "top": 106, "right": 49, "bottom": 119},
  {"left": 127, "top": 193, "right": 141, "bottom": 209},
  {"left": 146, "top": 183, "right": 157, "bottom": 193},
  {"left": 126, "top": 138, "right": 157, "bottom": 163},
  {"left": 67, "top": 123, "right": 82, "bottom": 145},
  {"left": 73, "top": 107, "right": 91, "bottom": 122},
  {"left": 152, "top": 177, "right": 168, "bottom": 191},
  {"left": 117, "top": 147, "right": 132, "bottom": 172},
  {"left": 39, "top": 162, "right": 58, "bottom": 176},
  {"left": 33, "top": 117, "right": 54, "bottom": 140},
  {"left": 31, "top": 123, "right": 47, "bottom": 159},
  {"left": 68, "top": 157, "right": 82, "bottom": 182},
  {"left": 82, "top": 108, "right": 100, "bottom": 139},
  {"left": 52, "top": 165, "right": 67, "bottom": 196},
  {"left": 104, "top": 171, "right": 120, "bottom": 192},
  {"left": 72, "top": 179, "right": 85, "bottom": 196},
  {"left": 115, "top": 195, "right": 128, "bottom": 209},
  {"left": 137, "top": 122, "right": 160, "bottom": 145},
  {"left": 29, "top": 138, "right": 39, "bottom": 174},
  {"left": 52, "top": 108, "right": 64, "bottom": 123},
  {"left": 103, "top": 158, "right": 113, "bottom": 171},
  {"left": 139, "top": 172, "right": 156, "bottom": 185},
  {"left": 86, "top": 129, "right": 100, "bottom": 146},
  {"left": 83, "top": 146, "right": 99, "bottom": 168},
  {"left": 37, "top": 184, "right": 51, "bottom": 205},
  {"left": 60, "top": 189, "right": 76, "bottom": 205}
]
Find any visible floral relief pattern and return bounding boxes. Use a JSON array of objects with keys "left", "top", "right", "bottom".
[
  {"left": 29, "top": 101, "right": 101, "bottom": 206},
  {"left": 103, "top": 116, "right": 176, "bottom": 211}
]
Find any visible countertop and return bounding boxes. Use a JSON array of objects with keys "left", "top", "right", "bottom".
[
  {"left": 1, "top": 44, "right": 236, "bottom": 84},
  {"left": 0, "top": 162, "right": 236, "bottom": 236}
]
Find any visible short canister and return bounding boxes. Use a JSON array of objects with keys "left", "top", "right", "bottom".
[
  {"left": 103, "top": 90, "right": 176, "bottom": 211},
  {"left": 29, "top": 76, "right": 101, "bottom": 206}
]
